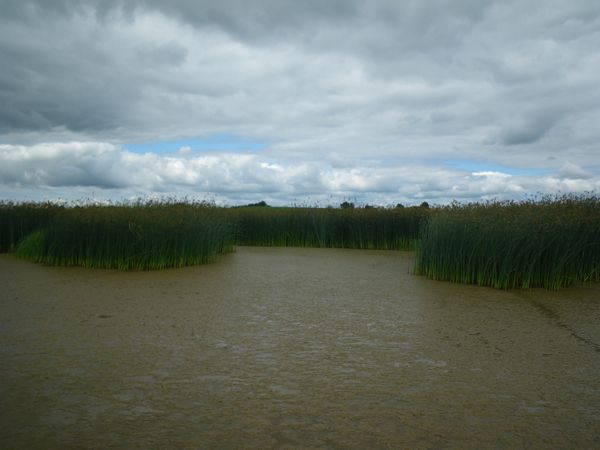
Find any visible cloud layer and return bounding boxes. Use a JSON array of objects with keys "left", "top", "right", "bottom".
[
  {"left": 1, "top": 1, "right": 599, "bottom": 203},
  {"left": 1, "top": 142, "right": 597, "bottom": 205}
]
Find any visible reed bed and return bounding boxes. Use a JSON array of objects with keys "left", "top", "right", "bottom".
[
  {"left": 230, "top": 206, "right": 427, "bottom": 250},
  {"left": 13, "top": 202, "right": 235, "bottom": 270},
  {"left": 1, "top": 202, "right": 427, "bottom": 269},
  {"left": 415, "top": 196, "right": 600, "bottom": 289},
  {"left": 0, "top": 201, "right": 60, "bottom": 252},
  {"left": 4, "top": 197, "right": 600, "bottom": 290}
]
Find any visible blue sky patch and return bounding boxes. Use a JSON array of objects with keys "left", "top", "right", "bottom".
[
  {"left": 443, "top": 160, "right": 554, "bottom": 176},
  {"left": 123, "top": 134, "right": 266, "bottom": 154}
]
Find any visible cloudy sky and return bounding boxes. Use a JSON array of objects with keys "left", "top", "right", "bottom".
[{"left": 1, "top": 0, "right": 599, "bottom": 206}]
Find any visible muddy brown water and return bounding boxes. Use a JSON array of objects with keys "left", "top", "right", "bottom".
[{"left": 1, "top": 247, "right": 599, "bottom": 449}]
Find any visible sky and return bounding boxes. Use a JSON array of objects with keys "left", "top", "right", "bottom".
[{"left": 1, "top": 0, "right": 599, "bottom": 206}]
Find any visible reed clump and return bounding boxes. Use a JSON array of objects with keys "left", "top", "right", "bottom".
[
  {"left": 231, "top": 206, "right": 427, "bottom": 250},
  {"left": 415, "top": 195, "right": 600, "bottom": 289},
  {"left": 0, "top": 201, "right": 61, "bottom": 252},
  {"left": 14, "top": 202, "right": 235, "bottom": 270}
]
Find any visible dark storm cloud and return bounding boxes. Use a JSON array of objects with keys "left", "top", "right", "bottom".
[
  {"left": 0, "top": 4, "right": 139, "bottom": 134},
  {"left": 135, "top": 42, "right": 188, "bottom": 68},
  {"left": 496, "top": 109, "right": 560, "bottom": 146}
]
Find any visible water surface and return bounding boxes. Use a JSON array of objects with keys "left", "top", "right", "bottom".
[{"left": 1, "top": 247, "right": 599, "bottom": 448}]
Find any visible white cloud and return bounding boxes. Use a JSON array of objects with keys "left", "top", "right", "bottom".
[{"left": 1, "top": 142, "right": 598, "bottom": 205}]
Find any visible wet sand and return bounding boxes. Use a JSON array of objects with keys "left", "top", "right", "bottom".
[{"left": 1, "top": 247, "right": 599, "bottom": 449}]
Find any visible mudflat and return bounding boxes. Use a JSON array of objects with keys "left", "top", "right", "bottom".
[{"left": 1, "top": 247, "right": 599, "bottom": 449}]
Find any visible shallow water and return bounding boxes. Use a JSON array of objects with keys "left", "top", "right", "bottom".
[{"left": 1, "top": 247, "right": 599, "bottom": 449}]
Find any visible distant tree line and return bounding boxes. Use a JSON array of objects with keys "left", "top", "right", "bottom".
[{"left": 234, "top": 200, "right": 431, "bottom": 209}]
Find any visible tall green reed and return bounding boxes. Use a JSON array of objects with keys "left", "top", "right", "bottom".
[
  {"left": 230, "top": 206, "right": 427, "bottom": 250},
  {"left": 2, "top": 202, "right": 427, "bottom": 269},
  {"left": 415, "top": 195, "right": 600, "bottom": 289},
  {"left": 0, "top": 201, "right": 60, "bottom": 252},
  {"left": 6, "top": 196, "right": 599, "bottom": 289},
  {"left": 14, "top": 202, "right": 235, "bottom": 270}
]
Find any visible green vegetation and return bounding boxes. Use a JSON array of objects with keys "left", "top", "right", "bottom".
[
  {"left": 230, "top": 206, "right": 426, "bottom": 250},
  {"left": 415, "top": 196, "right": 600, "bottom": 289},
  {"left": 0, "top": 201, "right": 427, "bottom": 269},
  {"left": 11, "top": 202, "right": 235, "bottom": 270},
  {"left": 0, "top": 202, "right": 60, "bottom": 252},
  {"left": 2, "top": 196, "right": 600, "bottom": 290}
]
